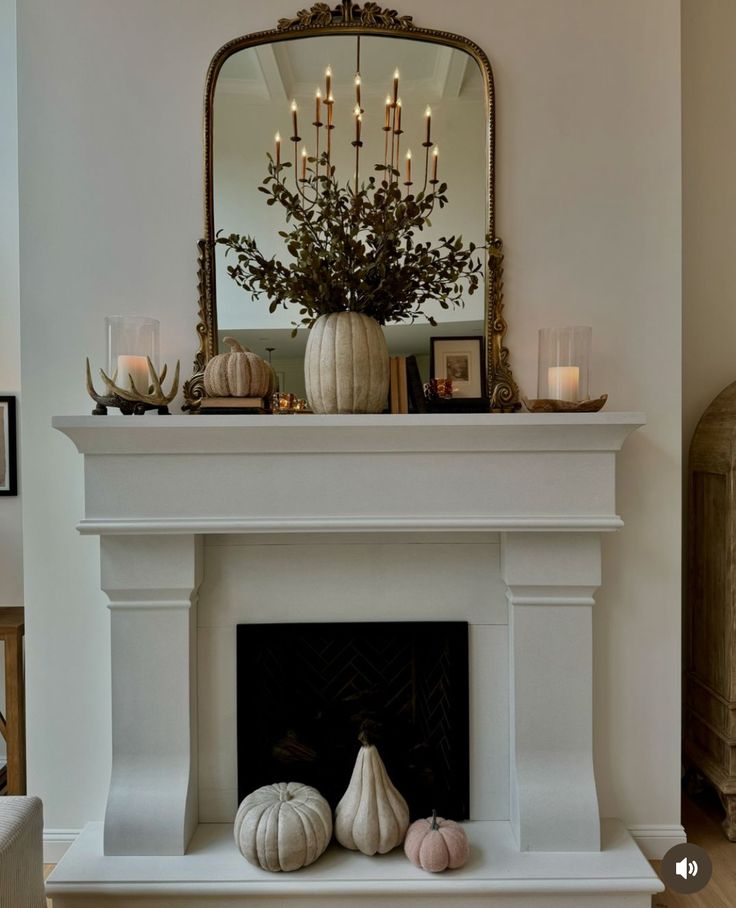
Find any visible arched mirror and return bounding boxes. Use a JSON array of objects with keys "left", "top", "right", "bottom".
[{"left": 185, "top": 2, "right": 519, "bottom": 411}]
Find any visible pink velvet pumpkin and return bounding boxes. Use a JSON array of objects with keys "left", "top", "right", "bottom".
[{"left": 404, "top": 811, "right": 469, "bottom": 873}]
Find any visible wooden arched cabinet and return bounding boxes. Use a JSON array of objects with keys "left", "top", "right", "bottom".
[{"left": 686, "top": 380, "right": 736, "bottom": 839}]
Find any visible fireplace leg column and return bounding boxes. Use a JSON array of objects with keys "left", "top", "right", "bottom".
[
  {"left": 501, "top": 532, "right": 601, "bottom": 852},
  {"left": 100, "top": 535, "right": 202, "bottom": 856}
]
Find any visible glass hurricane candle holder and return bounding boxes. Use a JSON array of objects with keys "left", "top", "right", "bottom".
[
  {"left": 537, "top": 326, "right": 591, "bottom": 403},
  {"left": 106, "top": 316, "right": 160, "bottom": 391}
]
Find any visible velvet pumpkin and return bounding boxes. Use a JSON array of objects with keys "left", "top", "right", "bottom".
[
  {"left": 234, "top": 782, "right": 332, "bottom": 872},
  {"left": 404, "top": 810, "right": 470, "bottom": 873},
  {"left": 334, "top": 738, "right": 410, "bottom": 855},
  {"left": 203, "top": 337, "right": 272, "bottom": 398}
]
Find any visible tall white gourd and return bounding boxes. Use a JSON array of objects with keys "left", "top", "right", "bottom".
[{"left": 334, "top": 739, "right": 410, "bottom": 855}]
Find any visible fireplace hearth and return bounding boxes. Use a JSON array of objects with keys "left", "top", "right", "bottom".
[{"left": 237, "top": 621, "right": 469, "bottom": 818}]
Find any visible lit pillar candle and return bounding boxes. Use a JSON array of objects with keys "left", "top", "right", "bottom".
[
  {"left": 432, "top": 146, "right": 439, "bottom": 181},
  {"left": 425, "top": 105, "right": 432, "bottom": 144},
  {"left": 117, "top": 354, "right": 149, "bottom": 391},
  {"left": 325, "top": 65, "right": 332, "bottom": 100},
  {"left": 301, "top": 146, "right": 308, "bottom": 180},
  {"left": 547, "top": 366, "right": 580, "bottom": 402},
  {"left": 274, "top": 132, "right": 281, "bottom": 167},
  {"left": 405, "top": 149, "right": 412, "bottom": 183},
  {"left": 392, "top": 68, "right": 400, "bottom": 105},
  {"left": 315, "top": 89, "right": 321, "bottom": 122},
  {"left": 291, "top": 99, "right": 298, "bottom": 137}
]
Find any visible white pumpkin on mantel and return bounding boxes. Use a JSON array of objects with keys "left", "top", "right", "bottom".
[
  {"left": 334, "top": 738, "right": 410, "bottom": 855},
  {"left": 234, "top": 782, "right": 333, "bottom": 872},
  {"left": 304, "top": 311, "right": 390, "bottom": 414}
]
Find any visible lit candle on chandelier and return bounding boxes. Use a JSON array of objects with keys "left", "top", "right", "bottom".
[
  {"left": 315, "top": 88, "right": 322, "bottom": 122},
  {"left": 425, "top": 105, "right": 432, "bottom": 144},
  {"left": 395, "top": 98, "right": 402, "bottom": 133},
  {"left": 354, "top": 105, "right": 362, "bottom": 143},
  {"left": 392, "top": 68, "right": 400, "bottom": 105},
  {"left": 274, "top": 132, "right": 281, "bottom": 167},
  {"left": 405, "top": 149, "right": 412, "bottom": 183},
  {"left": 291, "top": 99, "right": 298, "bottom": 137},
  {"left": 327, "top": 95, "right": 334, "bottom": 127},
  {"left": 301, "top": 146, "right": 308, "bottom": 180},
  {"left": 355, "top": 73, "right": 362, "bottom": 109},
  {"left": 325, "top": 65, "right": 332, "bottom": 99},
  {"left": 384, "top": 95, "right": 391, "bottom": 129},
  {"left": 432, "top": 146, "right": 439, "bottom": 182}
]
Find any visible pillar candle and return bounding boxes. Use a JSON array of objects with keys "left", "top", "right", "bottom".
[
  {"left": 547, "top": 366, "right": 580, "bottom": 402},
  {"left": 117, "top": 354, "right": 149, "bottom": 391}
]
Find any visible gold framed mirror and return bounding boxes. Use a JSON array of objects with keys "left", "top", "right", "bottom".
[{"left": 184, "top": 1, "right": 519, "bottom": 412}]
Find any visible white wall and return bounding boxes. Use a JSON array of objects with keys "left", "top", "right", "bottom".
[
  {"left": 682, "top": 0, "right": 736, "bottom": 448},
  {"left": 0, "top": 0, "right": 22, "bottom": 764},
  {"left": 0, "top": 0, "right": 22, "bottom": 608},
  {"left": 17, "top": 0, "right": 682, "bottom": 850}
]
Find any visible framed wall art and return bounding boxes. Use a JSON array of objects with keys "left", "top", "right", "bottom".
[
  {"left": 0, "top": 396, "right": 17, "bottom": 496},
  {"left": 430, "top": 336, "right": 486, "bottom": 399}
]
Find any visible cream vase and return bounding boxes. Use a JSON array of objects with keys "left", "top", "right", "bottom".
[{"left": 304, "top": 312, "right": 390, "bottom": 414}]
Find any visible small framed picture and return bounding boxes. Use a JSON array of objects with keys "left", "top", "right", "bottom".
[
  {"left": 0, "top": 396, "right": 17, "bottom": 496},
  {"left": 430, "top": 336, "right": 486, "bottom": 399}
]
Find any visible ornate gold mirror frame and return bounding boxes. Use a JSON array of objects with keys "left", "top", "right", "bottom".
[{"left": 184, "top": 1, "right": 520, "bottom": 412}]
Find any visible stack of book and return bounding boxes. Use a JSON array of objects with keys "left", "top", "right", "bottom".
[
  {"left": 199, "top": 397, "right": 269, "bottom": 414},
  {"left": 389, "top": 355, "right": 427, "bottom": 414}
]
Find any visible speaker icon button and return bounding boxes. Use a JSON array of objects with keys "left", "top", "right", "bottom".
[{"left": 661, "top": 843, "right": 711, "bottom": 894}]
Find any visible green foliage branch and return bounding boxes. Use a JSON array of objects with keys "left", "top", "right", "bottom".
[{"left": 218, "top": 155, "right": 492, "bottom": 333}]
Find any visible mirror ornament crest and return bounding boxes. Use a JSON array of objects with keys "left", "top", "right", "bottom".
[{"left": 184, "top": 3, "right": 520, "bottom": 412}]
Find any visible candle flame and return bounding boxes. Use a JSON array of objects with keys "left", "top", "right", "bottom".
[
  {"left": 291, "top": 99, "right": 297, "bottom": 112},
  {"left": 302, "top": 146, "right": 308, "bottom": 158},
  {"left": 355, "top": 73, "right": 361, "bottom": 85},
  {"left": 397, "top": 98, "right": 402, "bottom": 107},
  {"left": 316, "top": 88, "right": 322, "bottom": 99},
  {"left": 326, "top": 65, "right": 332, "bottom": 77},
  {"left": 425, "top": 105, "right": 432, "bottom": 118},
  {"left": 406, "top": 149, "right": 412, "bottom": 160},
  {"left": 275, "top": 131, "right": 281, "bottom": 142},
  {"left": 394, "top": 68, "right": 400, "bottom": 79},
  {"left": 433, "top": 146, "right": 439, "bottom": 156},
  {"left": 385, "top": 95, "right": 391, "bottom": 106},
  {"left": 354, "top": 104, "right": 361, "bottom": 117},
  {"left": 328, "top": 93, "right": 335, "bottom": 104}
]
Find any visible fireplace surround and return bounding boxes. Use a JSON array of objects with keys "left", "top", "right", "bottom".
[{"left": 47, "top": 412, "right": 663, "bottom": 907}]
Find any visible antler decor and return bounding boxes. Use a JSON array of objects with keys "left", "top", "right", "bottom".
[{"left": 86, "top": 357, "right": 180, "bottom": 416}]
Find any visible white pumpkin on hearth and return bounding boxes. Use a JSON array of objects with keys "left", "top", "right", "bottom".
[{"left": 234, "top": 782, "right": 332, "bottom": 872}]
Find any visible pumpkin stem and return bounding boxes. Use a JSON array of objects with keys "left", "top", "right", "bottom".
[
  {"left": 431, "top": 809, "right": 439, "bottom": 831},
  {"left": 223, "top": 336, "right": 248, "bottom": 353}
]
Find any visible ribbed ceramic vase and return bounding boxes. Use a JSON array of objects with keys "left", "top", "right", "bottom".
[{"left": 304, "top": 312, "right": 390, "bottom": 414}]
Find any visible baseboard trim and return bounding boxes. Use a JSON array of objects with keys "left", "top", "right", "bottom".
[
  {"left": 44, "top": 829, "right": 82, "bottom": 863},
  {"left": 44, "top": 824, "right": 685, "bottom": 864},
  {"left": 627, "top": 825, "right": 687, "bottom": 859}
]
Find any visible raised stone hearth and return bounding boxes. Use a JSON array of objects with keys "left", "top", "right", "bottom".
[{"left": 48, "top": 413, "right": 662, "bottom": 907}]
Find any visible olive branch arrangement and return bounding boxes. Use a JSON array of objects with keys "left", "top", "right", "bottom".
[{"left": 217, "top": 153, "right": 493, "bottom": 334}]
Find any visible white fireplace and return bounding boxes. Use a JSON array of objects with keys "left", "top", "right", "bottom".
[{"left": 47, "top": 412, "right": 662, "bottom": 907}]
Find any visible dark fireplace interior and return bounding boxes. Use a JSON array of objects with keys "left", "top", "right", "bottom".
[{"left": 237, "top": 621, "right": 469, "bottom": 819}]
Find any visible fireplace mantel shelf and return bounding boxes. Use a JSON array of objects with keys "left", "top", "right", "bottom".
[
  {"left": 53, "top": 412, "right": 645, "bottom": 537},
  {"left": 49, "top": 410, "right": 663, "bottom": 908}
]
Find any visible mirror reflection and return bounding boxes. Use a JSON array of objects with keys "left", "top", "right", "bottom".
[{"left": 213, "top": 35, "right": 486, "bottom": 395}]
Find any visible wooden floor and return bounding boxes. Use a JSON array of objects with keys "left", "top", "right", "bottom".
[
  {"left": 651, "top": 790, "right": 736, "bottom": 907},
  {"left": 43, "top": 793, "right": 736, "bottom": 908}
]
